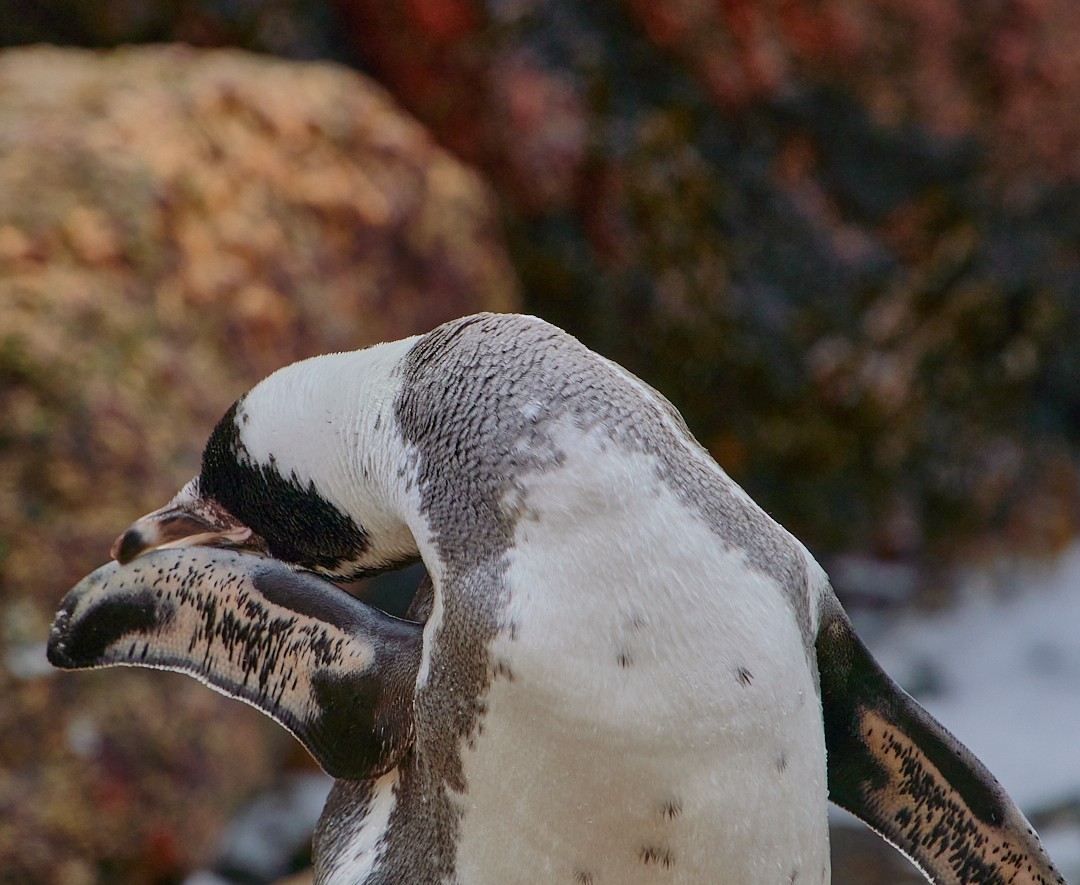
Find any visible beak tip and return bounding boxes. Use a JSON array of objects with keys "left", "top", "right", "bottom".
[{"left": 111, "top": 528, "right": 146, "bottom": 564}]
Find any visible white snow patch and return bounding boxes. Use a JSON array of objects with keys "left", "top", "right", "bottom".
[
  {"left": 1042, "top": 825, "right": 1080, "bottom": 884},
  {"left": 866, "top": 544, "right": 1080, "bottom": 811}
]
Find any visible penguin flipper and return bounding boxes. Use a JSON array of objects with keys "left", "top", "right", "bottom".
[
  {"left": 817, "top": 602, "right": 1065, "bottom": 885},
  {"left": 48, "top": 547, "right": 422, "bottom": 780}
]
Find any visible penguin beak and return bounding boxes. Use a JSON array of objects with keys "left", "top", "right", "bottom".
[{"left": 111, "top": 485, "right": 264, "bottom": 565}]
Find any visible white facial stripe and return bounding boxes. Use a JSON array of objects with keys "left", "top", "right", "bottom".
[{"left": 230, "top": 337, "right": 422, "bottom": 570}]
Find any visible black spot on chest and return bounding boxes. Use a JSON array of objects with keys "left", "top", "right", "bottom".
[
  {"left": 661, "top": 799, "right": 682, "bottom": 821},
  {"left": 640, "top": 845, "right": 676, "bottom": 869}
]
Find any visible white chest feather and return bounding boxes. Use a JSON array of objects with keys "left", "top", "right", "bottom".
[{"left": 453, "top": 429, "right": 831, "bottom": 885}]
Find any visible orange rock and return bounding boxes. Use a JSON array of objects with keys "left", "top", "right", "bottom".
[{"left": 0, "top": 44, "right": 518, "bottom": 884}]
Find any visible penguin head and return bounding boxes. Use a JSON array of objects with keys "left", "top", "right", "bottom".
[{"left": 112, "top": 341, "right": 422, "bottom": 580}]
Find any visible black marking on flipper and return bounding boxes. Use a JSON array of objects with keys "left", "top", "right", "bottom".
[
  {"left": 48, "top": 548, "right": 422, "bottom": 781},
  {"left": 251, "top": 567, "right": 418, "bottom": 639},
  {"left": 48, "top": 588, "right": 170, "bottom": 668},
  {"left": 817, "top": 599, "right": 1065, "bottom": 885},
  {"left": 309, "top": 669, "right": 404, "bottom": 779}
]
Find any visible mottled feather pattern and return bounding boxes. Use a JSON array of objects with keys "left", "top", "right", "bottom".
[
  {"left": 818, "top": 604, "right": 1064, "bottom": 885},
  {"left": 857, "top": 710, "right": 1063, "bottom": 885},
  {"left": 48, "top": 547, "right": 421, "bottom": 780}
]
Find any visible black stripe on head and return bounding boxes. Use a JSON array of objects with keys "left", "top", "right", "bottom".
[{"left": 200, "top": 400, "right": 370, "bottom": 575}]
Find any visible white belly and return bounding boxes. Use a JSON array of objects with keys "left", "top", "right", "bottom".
[{"left": 453, "top": 437, "right": 831, "bottom": 884}]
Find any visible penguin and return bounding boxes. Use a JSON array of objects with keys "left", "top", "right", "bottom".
[{"left": 48, "top": 312, "right": 1065, "bottom": 885}]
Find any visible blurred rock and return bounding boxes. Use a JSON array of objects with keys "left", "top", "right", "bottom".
[
  {"left": 195, "top": 773, "right": 330, "bottom": 884},
  {"left": 0, "top": 44, "right": 517, "bottom": 883}
]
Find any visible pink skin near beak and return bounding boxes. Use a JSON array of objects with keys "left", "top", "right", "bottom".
[{"left": 110, "top": 498, "right": 260, "bottom": 565}]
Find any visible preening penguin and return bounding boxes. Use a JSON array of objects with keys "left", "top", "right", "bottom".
[{"left": 49, "top": 313, "right": 1065, "bottom": 885}]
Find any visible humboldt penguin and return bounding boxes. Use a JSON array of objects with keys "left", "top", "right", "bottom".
[{"left": 48, "top": 313, "right": 1066, "bottom": 885}]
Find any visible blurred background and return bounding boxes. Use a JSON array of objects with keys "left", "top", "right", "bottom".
[{"left": 2, "top": 1, "right": 1080, "bottom": 883}]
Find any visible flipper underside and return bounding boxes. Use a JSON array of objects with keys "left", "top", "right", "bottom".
[{"left": 817, "top": 601, "right": 1065, "bottom": 885}]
